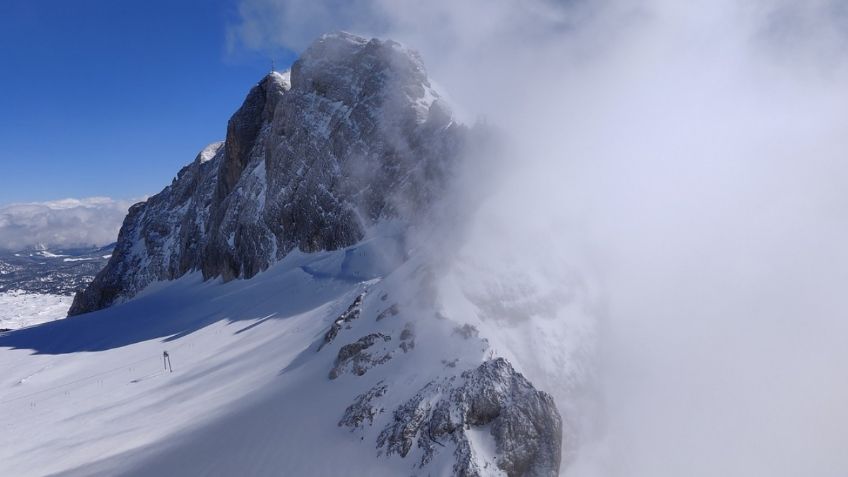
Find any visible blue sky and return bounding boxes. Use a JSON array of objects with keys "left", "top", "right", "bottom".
[{"left": 0, "top": 0, "right": 296, "bottom": 205}]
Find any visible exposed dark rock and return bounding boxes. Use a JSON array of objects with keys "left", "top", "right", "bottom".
[
  {"left": 319, "top": 292, "right": 366, "bottom": 350},
  {"left": 339, "top": 381, "right": 388, "bottom": 430},
  {"left": 453, "top": 323, "right": 479, "bottom": 339},
  {"left": 442, "top": 358, "right": 459, "bottom": 368},
  {"left": 399, "top": 322, "right": 415, "bottom": 353},
  {"left": 378, "top": 358, "right": 562, "bottom": 477},
  {"left": 329, "top": 333, "right": 392, "bottom": 379},
  {"left": 219, "top": 74, "right": 285, "bottom": 200},
  {"left": 376, "top": 303, "right": 399, "bottom": 321}
]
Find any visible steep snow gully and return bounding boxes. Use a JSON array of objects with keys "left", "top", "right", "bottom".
[{"left": 0, "top": 33, "right": 594, "bottom": 476}]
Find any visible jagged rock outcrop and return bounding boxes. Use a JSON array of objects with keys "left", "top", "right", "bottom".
[
  {"left": 320, "top": 292, "right": 366, "bottom": 350},
  {"left": 329, "top": 332, "right": 393, "bottom": 379},
  {"left": 69, "top": 32, "right": 465, "bottom": 315},
  {"left": 339, "top": 381, "right": 388, "bottom": 429},
  {"left": 376, "top": 303, "right": 399, "bottom": 321},
  {"left": 374, "top": 358, "right": 562, "bottom": 477}
]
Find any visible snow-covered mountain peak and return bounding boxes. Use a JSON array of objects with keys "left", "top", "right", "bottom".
[{"left": 294, "top": 31, "right": 441, "bottom": 121}]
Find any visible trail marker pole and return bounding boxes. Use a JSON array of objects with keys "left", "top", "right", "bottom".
[{"left": 163, "top": 351, "right": 172, "bottom": 373}]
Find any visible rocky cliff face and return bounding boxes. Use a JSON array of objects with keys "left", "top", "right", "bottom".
[
  {"left": 374, "top": 358, "right": 562, "bottom": 476},
  {"left": 69, "top": 32, "right": 464, "bottom": 315}
]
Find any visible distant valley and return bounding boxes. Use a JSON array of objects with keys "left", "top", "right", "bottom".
[{"left": 0, "top": 244, "right": 113, "bottom": 329}]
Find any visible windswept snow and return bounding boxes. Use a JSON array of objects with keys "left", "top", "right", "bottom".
[{"left": 197, "top": 141, "right": 224, "bottom": 164}]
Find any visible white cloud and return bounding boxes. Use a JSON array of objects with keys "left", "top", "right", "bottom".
[{"left": 0, "top": 197, "right": 137, "bottom": 252}]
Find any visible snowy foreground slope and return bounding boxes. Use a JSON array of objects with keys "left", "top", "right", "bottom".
[
  {"left": 0, "top": 32, "right": 595, "bottom": 476},
  {"left": 0, "top": 232, "right": 592, "bottom": 476}
]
